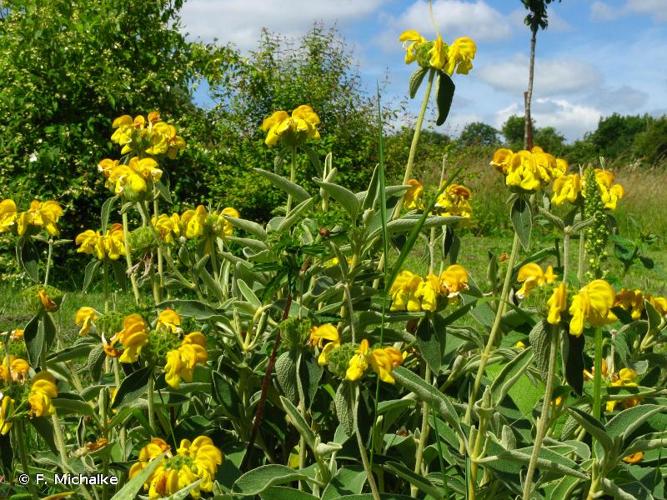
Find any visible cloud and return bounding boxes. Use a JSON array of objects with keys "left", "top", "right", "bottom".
[
  {"left": 590, "top": 85, "right": 649, "bottom": 111},
  {"left": 591, "top": 0, "right": 667, "bottom": 22},
  {"left": 495, "top": 98, "right": 602, "bottom": 142},
  {"left": 388, "top": 0, "right": 513, "bottom": 42},
  {"left": 476, "top": 55, "right": 602, "bottom": 96},
  {"left": 180, "top": 0, "right": 383, "bottom": 48}
]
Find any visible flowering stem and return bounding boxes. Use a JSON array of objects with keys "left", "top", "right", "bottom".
[
  {"left": 562, "top": 229, "right": 571, "bottom": 285},
  {"left": 465, "top": 232, "right": 521, "bottom": 425},
  {"left": 593, "top": 327, "right": 603, "bottom": 420},
  {"left": 344, "top": 284, "right": 357, "bottom": 343},
  {"left": 113, "top": 359, "right": 127, "bottom": 458},
  {"left": 287, "top": 145, "right": 297, "bottom": 213},
  {"left": 121, "top": 212, "right": 141, "bottom": 306},
  {"left": 355, "top": 386, "right": 381, "bottom": 500},
  {"left": 44, "top": 238, "right": 54, "bottom": 286},
  {"left": 412, "top": 365, "right": 432, "bottom": 498},
  {"left": 296, "top": 353, "right": 307, "bottom": 488},
  {"left": 153, "top": 190, "right": 164, "bottom": 296},
  {"left": 147, "top": 374, "right": 156, "bottom": 434},
  {"left": 577, "top": 207, "right": 586, "bottom": 283},
  {"left": 393, "top": 69, "right": 435, "bottom": 219},
  {"left": 522, "top": 324, "right": 560, "bottom": 500}
]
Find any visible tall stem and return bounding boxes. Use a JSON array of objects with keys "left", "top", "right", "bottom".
[
  {"left": 44, "top": 239, "right": 54, "bottom": 286},
  {"left": 412, "top": 365, "right": 432, "bottom": 498},
  {"left": 121, "top": 212, "right": 141, "bottom": 305},
  {"left": 562, "top": 230, "right": 571, "bottom": 285},
  {"left": 16, "top": 421, "right": 38, "bottom": 496},
  {"left": 593, "top": 327, "right": 603, "bottom": 420},
  {"left": 577, "top": 207, "right": 586, "bottom": 283},
  {"left": 392, "top": 69, "right": 435, "bottom": 219},
  {"left": 524, "top": 29, "right": 537, "bottom": 150},
  {"left": 147, "top": 374, "right": 156, "bottom": 434},
  {"left": 153, "top": 190, "right": 164, "bottom": 296},
  {"left": 355, "top": 386, "right": 381, "bottom": 500},
  {"left": 113, "top": 359, "right": 127, "bottom": 458},
  {"left": 287, "top": 145, "right": 297, "bottom": 213},
  {"left": 465, "top": 232, "right": 521, "bottom": 424},
  {"left": 522, "top": 325, "right": 560, "bottom": 500},
  {"left": 296, "top": 354, "right": 307, "bottom": 489}
]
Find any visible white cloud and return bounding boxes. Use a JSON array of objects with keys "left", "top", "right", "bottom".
[
  {"left": 495, "top": 98, "right": 602, "bottom": 142},
  {"left": 591, "top": 0, "right": 667, "bottom": 22},
  {"left": 180, "top": 0, "right": 383, "bottom": 48},
  {"left": 390, "top": 0, "right": 513, "bottom": 42},
  {"left": 477, "top": 55, "right": 601, "bottom": 96}
]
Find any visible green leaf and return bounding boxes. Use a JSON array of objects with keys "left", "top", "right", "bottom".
[
  {"left": 567, "top": 407, "right": 614, "bottom": 453},
  {"left": 87, "top": 344, "right": 106, "bottom": 382},
  {"left": 163, "top": 480, "right": 202, "bottom": 500},
  {"left": 111, "top": 453, "right": 166, "bottom": 500},
  {"left": 82, "top": 260, "right": 101, "bottom": 292},
  {"left": 322, "top": 466, "right": 366, "bottom": 499},
  {"left": 529, "top": 320, "right": 550, "bottom": 379},
  {"left": 275, "top": 352, "right": 298, "bottom": 403},
  {"left": 435, "top": 72, "right": 455, "bottom": 126},
  {"left": 280, "top": 396, "right": 317, "bottom": 449},
  {"left": 409, "top": 66, "right": 429, "bottom": 99},
  {"left": 334, "top": 382, "right": 355, "bottom": 437},
  {"left": 260, "top": 487, "right": 318, "bottom": 500},
  {"left": 564, "top": 333, "right": 585, "bottom": 395},
  {"left": 226, "top": 216, "right": 267, "bottom": 240},
  {"left": 154, "top": 180, "right": 173, "bottom": 204},
  {"left": 315, "top": 180, "right": 360, "bottom": 220},
  {"left": 100, "top": 195, "right": 118, "bottom": 233},
  {"left": 600, "top": 479, "right": 636, "bottom": 500},
  {"left": 645, "top": 299, "right": 662, "bottom": 332},
  {"left": 255, "top": 168, "right": 311, "bottom": 203},
  {"left": 511, "top": 197, "right": 532, "bottom": 250},
  {"left": 232, "top": 465, "right": 315, "bottom": 495},
  {"left": 236, "top": 279, "right": 262, "bottom": 308},
  {"left": 211, "top": 371, "right": 240, "bottom": 418},
  {"left": 278, "top": 197, "right": 315, "bottom": 231},
  {"left": 52, "top": 393, "right": 95, "bottom": 417},
  {"left": 362, "top": 165, "right": 380, "bottom": 211},
  {"left": 112, "top": 367, "right": 152, "bottom": 409},
  {"left": 23, "top": 312, "right": 42, "bottom": 367},
  {"left": 489, "top": 347, "right": 534, "bottom": 406},
  {"left": 385, "top": 462, "right": 445, "bottom": 499},
  {"left": 156, "top": 299, "right": 224, "bottom": 321},
  {"left": 606, "top": 404, "right": 666, "bottom": 442},
  {"left": 16, "top": 236, "right": 40, "bottom": 283},
  {"left": 415, "top": 316, "right": 444, "bottom": 373},
  {"left": 485, "top": 447, "right": 587, "bottom": 480}
]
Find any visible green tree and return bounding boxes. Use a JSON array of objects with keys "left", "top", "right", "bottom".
[
  {"left": 501, "top": 115, "right": 527, "bottom": 151},
  {"left": 521, "top": 0, "right": 561, "bottom": 149},
  {"left": 534, "top": 126, "right": 566, "bottom": 155},
  {"left": 589, "top": 113, "right": 650, "bottom": 159},
  {"left": 458, "top": 122, "right": 500, "bottom": 147},
  {"left": 0, "top": 0, "right": 232, "bottom": 236},
  {"left": 205, "top": 25, "right": 383, "bottom": 221},
  {"left": 632, "top": 115, "right": 667, "bottom": 165}
]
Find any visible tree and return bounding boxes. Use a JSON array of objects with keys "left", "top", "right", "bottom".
[
  {"left": 502, "top": 115, "right": 527, "bottom": 151},
  {"left": 205, "top": 25, "right": 383, "bottom": 221},
  {"left": 0, "top": 0, "right": 232, "bottom": 235},
  {"left": 631, "top": 115, "right": 667, "bottom": 165},
  {"left": 589, "top": 113, "right": 649, "bottom": 159},
  {"left": 521, "top": 0, "right": 561, "bottom": 149},
  {"left": 534, "top": 126, "right": 566, "bottom": 155},
  {"left": 458, "top": 122, "right": 500, "bottom": 147}
]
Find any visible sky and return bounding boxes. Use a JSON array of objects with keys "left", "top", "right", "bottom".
[{"left": 180, "top": 0, "right": 667, "bottom": 142}]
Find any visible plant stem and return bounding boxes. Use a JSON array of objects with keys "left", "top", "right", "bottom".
[
  {"left": 562, "top": 230, "right": 571, "bottom": 284},
  {"left": 577, "top": 208, "right": 586, "bottom": 283},
  {"left": 287, "top": 145, "right": 297, "bottom": 213},
  {"left": 522, "top": 325, "right": 560, "bottom": 500},
  {"left": 465, "top": 232, "right": 521, "bottom": 425},
  {"left": 113, "top": 359, "right": 127, "bottom": 458},
  {"left": 121, "top": 212, "right": 141, "bottom": 305},
  {"left": 44, "top": 239, "right": 54, "bottom": 286},
  {"left": 147, "top": 374, "right": 156, "bottom": 434},
  {"left": 16, "top": 421, "right": 38, "bottom": 496},
  {"left": 344, "top": 284, "right": 357, "bottom": 343},
  {"left": 153, "top": 190, "right": 164, "bottom": 297},
  {"left": 593, "top": 327, "right": 603, "bottom": 420},
  {"left": 296, "top": 353, "right": 308, "bottom": 489},
  {"left": 392, "top": 69, "right": 435, "bottom": 219},
  {"left": 412, "top": 365, "right": 432, "bottom": 497},
  {"left": 51, "top": 412, "right": 69, "bottom": 467},
  {"left": 355, "top": 386, "right": 381, "bottom": 500}
]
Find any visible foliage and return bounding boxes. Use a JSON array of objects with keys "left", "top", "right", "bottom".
[{"left": 458, "top": 121, "right": 501, "bottom": 147}]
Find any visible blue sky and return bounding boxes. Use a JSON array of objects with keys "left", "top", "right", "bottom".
[{"left": 181, "top": 0, "right": 667, "bottom": 141}]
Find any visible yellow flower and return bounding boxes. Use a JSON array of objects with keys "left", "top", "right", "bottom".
[
  {"left": 399, "top": 30, "right": 427, "bottom": 64},
  {"left": 622, "top": 451, "right": 644, "bottom": 464},
  {"left": 345, "top": 339, "right": 370, "bottom": 382},
  {"left": 506, "top": 150, "right": 542, "bottom": 191},
  {"left": 260, "top": 105, "right": 320, "bottom": 147},
  {"left": 10, "top": 329, "right": 24, "bottom": 342},
  {"left": 435, "top": 183, "right": 472, "bottom": 218},
  {"left": 415, "top": 274, "right": 442, "bottom": 312},
  {"left": 547, "top": 283, "right": 568, "bottom": 325},
  {"left": 514, "top": 340, "right": 526, "bottom": 350},
  {"left": 0, "top": 355, "right": 30, "bottom": 383},
  {"left": 317, "top": 342, "right": 338, "bottom": 366},
  {"left": 17, "top": 200, "right": 63, "bottom": 236},
  {"left": 440, "top": 264, "right": 469, "bottom": 298},
  {"left": 490, "top": 148, "right": 514, "bottom": 174},
  {"left": 516, "top": 263, "right": 557, "bottom": 299},
  {"left": 532, "top": 150, "right": 559, "bottom": 183},
  {"left": 152, "top": 214, "right": 181, "bottom": 244},
  {"left": 368, "top": 346, "right": 404, "bottom": 384},
  {"left": 428, "top": 35, "right": 447, "bottom": 70},
  {"left": 615, "top": 289, "right": 644, "bottom": 320},
  {"left": 569, "top": 280, "right": 616, "bottom": 336},
  {"left": 38, "top": 289, "right": 59, "bottom": 312},
  {"left": 389, "top": 270, "right": 422, "bottom": 312},
  {"left": 157, "top": 309, "right": 181, "bottom": 334},
  {"left": 28, "top": 371, "right": 58, "bottom": 417},
  {"left": 75, "top": 307, "right": 99, "bottom": 336},
  {"left": 404, "top": 179, "right": 424, "bottom": 210},
  {"left": 106, "top": 164, "right": 148, "bottom": 196},
  {"left": 591, "top": 169, "right": 624, "bottom": 210},
  {"left": 180, "top": 205, "right": 207, "bottom": 239},
  {"left": 445, "top": 37, "right": 476, "bottom": 75},
  {"left": 606, "top": 368, "right": 640, "bottom": 412},
  {"left": 647, "top": 295, "right": 667, "bottom": 316},
  {"left": 0, "top": 199, "right": 17, "bottom": 233},
  {"left": 309, "top": 324, "right": 340, "bottom": 349},
  {"left": 164, "top": 332, "right": 208, "bottom": 389},
  {"left": 116, "top": 314, "right": 149, "bottom": 363},
  {"left": 129, "top": 157, "right": 163, "bottom": 183},
  {"left": 176, "top": 436, "right": 223, "bottom": 494},
  {"left": 103, "top": 223, "right": 126, "bottom": 260},
  {"left": 219, "top": 207, "right": 240, "bottom": 237},
  {"left": 552, "top": 173, "right": 582, "bottom": 205},
  {"left": 76, "top": 229, "right": 105, "bottom": 260},
  {"left": 0, "top": 396, "right": 14, "bottom": 435}
]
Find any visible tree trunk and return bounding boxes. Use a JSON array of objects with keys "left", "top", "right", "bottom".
[{"left": 524, "top": 28, "right": 537, "bottom": 150}]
